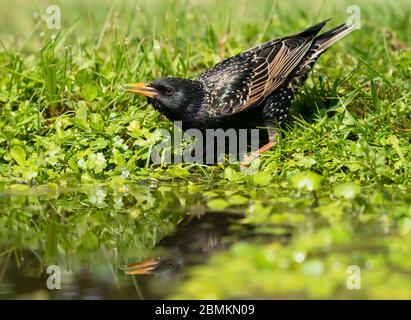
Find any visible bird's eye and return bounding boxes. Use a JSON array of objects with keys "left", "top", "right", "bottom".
[{"left": 164, "top": 87, "right": 174, "bottom": 96}]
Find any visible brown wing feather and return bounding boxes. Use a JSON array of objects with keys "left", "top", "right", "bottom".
[
  {"left": 230, "top": 36, "right": 313, "bottom": 113},
  {"left": 197, "top": 20, "right": 330, "bottom": 117}
]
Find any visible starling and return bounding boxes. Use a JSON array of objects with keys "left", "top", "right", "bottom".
[
  {"left": 123, "top": 20, "right": 355, "bottom": 160},
  {"left": 125, "top": 258, "right": 181, "bottom": 276}
]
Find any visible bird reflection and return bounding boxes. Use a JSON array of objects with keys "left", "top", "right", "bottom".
[
  {"left": 125, "top": 211, "right": 247, "bottom": 278},
  {"left": 125, "top": 258, "right": 181, "bottom": 277}
]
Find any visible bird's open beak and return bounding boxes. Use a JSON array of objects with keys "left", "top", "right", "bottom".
[
  {"left": 125, "top": 258, "right": 160, "bottom": 275},
  {"left": 122, "top": 83, "right": 159, "bottom": 98}
]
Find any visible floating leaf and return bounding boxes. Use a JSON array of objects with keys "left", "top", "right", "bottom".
[
  {"left": 87, "top": 152, "right": 107, "bottom": 173},
  {"left": 10, "top": 146, "right": 26, "bottom": 166},
  {"left": 253, "top": 171, "right": 272, "bottom": 186},
  {"left": 207, "top": 198, "right": 229, "bottom": 210},
  {"left": 334, "top": 183, "right": 361, "bottom": 200},
  {"left": 224, "top": 167, "right": 241, "bottom": 182},
  {"left": 290, "top": 172, "right": 321, "bottom": 191},
  {"left": 228, "top": 194, "right": 249, "bottom": 205}
]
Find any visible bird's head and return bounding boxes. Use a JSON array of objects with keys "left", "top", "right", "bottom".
[
  {"left": 122, "top": 77, "right": 205, "bottom": 122},
  {"left": 125, "top": 257, "right": 182, "bottom": 277}
]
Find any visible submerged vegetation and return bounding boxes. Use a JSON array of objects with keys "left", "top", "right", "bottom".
[{"left": 0, "top": 0, "right": 410, "bottom": 299}]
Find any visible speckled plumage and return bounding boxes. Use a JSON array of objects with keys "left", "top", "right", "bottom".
[{"left": 192, "top": 20, "right": 355, "bottom": 130}]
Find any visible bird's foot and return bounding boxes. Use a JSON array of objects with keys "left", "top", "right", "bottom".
[{"left": 240, "top": 140, "right": 276, "bottom": 169}]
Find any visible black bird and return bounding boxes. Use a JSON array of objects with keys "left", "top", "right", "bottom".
[
  {"left": 123, "top": 20, "right": 355, "bottom": 159},
  {"left": 124, "top": 212, "right": 249, "bottom": 278}
]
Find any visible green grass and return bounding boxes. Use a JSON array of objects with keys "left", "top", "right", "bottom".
[{"left": 0, "top": 0, "right": 410, "bottom": 299}]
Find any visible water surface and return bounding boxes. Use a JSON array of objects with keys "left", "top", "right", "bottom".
[{"left": 0, "top": 182, "right": 410, "bottom": 299}]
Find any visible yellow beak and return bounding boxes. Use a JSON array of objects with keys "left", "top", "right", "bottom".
[
  {"left": 125, "top": 258, "right": 160, "bottom": 275},
  {"left": 122, "top": 82, "right": 159, "bottom": 98}
]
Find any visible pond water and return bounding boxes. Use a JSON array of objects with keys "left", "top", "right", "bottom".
[
  {"left": 0, "top": 182, "right": 410, "bottom": 299},
  {"left": 0, "top": 183, "right": 258, "bottom": 299}
]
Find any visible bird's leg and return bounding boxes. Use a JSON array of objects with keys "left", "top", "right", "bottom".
[{"left": 240, "top": 128, "right": 280, "bottom": 168}]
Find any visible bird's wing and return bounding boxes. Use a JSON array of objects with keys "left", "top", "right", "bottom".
[{"left": 197, "top": 21, "right": 329, "bottom": 116}]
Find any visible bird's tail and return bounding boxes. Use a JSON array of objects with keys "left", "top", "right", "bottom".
[{"left": 312, "top": 23, "right": 356, "bottom": 58}]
